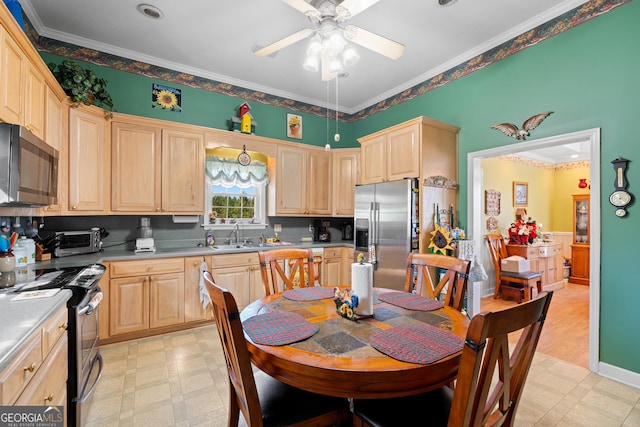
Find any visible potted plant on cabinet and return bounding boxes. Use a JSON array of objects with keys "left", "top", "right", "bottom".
[{"left": 48, "top": 60, "right": 115, "bottom": 116}]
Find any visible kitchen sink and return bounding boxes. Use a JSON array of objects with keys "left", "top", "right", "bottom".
[{"left": 208, "top": 243, "right": 256, "bottom": 250}]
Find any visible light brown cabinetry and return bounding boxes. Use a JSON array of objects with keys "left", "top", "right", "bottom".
[
  {"left": 359, "top": 121, "right": 421, "bottom": 184},
  {"left": 161, "top": 128, "right": 205, "bottom": 212},
  {"left": 210, "top": 252, "right": 262, "bottom": 309},
  {"left": 332, "top": 149, "right": 360, "bottom": 216},
  {"left": 184, "top": 256, "right": 213, "bottom": 322},
  {"left": 67, "top": 105, "right": 110, "bottom": 214},
  {"left": 23, "top": 61, "right": 46, "bottom": 139},
  {"left": 109, "top": 258, "right": 184, "bottom": 336},
  {"left": 570, "top": 194, "right": 590, "bottom": 285},
  {"left": 0, "top": 305, "right": 67, "bottom": 413},
  {"left": 275, "top": 145, "right": 331, "bottom": 216},
  {"left": 322, "top": 247, "right": 342, "bottom": 286},
  {"left": 0, "top": 24, "right": 24, "bottom": 124},
  {"left": 40, "top": 86, "right": 68, "bottom": 215},
  {"left": 506, "top": 242, "right": 564, "bottom": 291}
]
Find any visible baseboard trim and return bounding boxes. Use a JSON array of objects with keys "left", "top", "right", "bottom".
[{"left": 597, "top": 361, "right": 640, "bottom": 390}]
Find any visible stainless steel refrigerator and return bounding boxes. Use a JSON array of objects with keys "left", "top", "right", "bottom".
[{"left": 354, "top": 178, "right": 419, "bottom": 290}]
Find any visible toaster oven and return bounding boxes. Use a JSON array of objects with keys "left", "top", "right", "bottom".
[{"left": 54, "top": 229, "right": 102, "bottom": 257}]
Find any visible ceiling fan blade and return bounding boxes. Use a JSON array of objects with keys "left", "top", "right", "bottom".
[
  {"left": 282, "top": 0, "right": 321, "bottom": 18},
  {"left": 254, "top": 28, "right": 314, "bottom": 57},
  {"left": 336, "top": 0, "right": 381, "bottom": 19},
  {"left": 344, "top": 25, "right": 405, "bottom": 60}
]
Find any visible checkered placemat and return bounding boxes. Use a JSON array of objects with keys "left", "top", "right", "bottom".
[
  {"left": 378, "top": 292, "right": 445, "bottom": 311},
  {"left": 243, "top": 311, "right": 319, "bottom": 346},
  {"left": 283, "top": 286, "right": 335, "bottom": 301},
  {"left": 370, "top": 324, "right": 464, "bottom": 365}
]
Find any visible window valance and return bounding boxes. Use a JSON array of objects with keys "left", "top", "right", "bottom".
[{"left": 205, "top": 155, "right": 269, "bottom": 189}]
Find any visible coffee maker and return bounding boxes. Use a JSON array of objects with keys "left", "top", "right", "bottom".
[{"left": 313, "top": 220, "right": 331, "bottom": 242}]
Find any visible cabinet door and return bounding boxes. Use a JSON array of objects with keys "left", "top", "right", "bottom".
[
  {"left": 110, "top": 276, "right": 149, "bottom": 335},
  {"left": 149, "top": 273, "right": 185, "bottom": 328},
  {"left": 249, "top": 264, "right": 264, "bottom": 303},
  {"left": 360, "top": 135, "right": 386, "bottom": 184},
  {"left": 112, "top": 122, "right": 162, "bottom": 212},
  {"left": 386, "top": 123, "right": 420, "bottom": 181},
  {"left": 68, "top": 106, "right": 110, "bottom": 213},
  {"left": 161, "top": 129, "right": 205, "bottom": 212},
  {"left": 276, "top": 146, "right": 307, "bottom": 214},
  {"left": 212, "top": 266, "right": 251, "bottom": 310},
  {"left": 332, "top": 149, "right": 359, "bottom": 216},
  {"left": 307, "top": 150, "right": 332, "bottom": 215},
  {"left": 15, "top": 335, "right": 67, "bottom": 407},
  {"left": 23, "top": 61, "right": 45, "bottom": 139},
  {"left": 184, "top": 256, "right": 212, "bottom": 322},
  {"left": 40, "top": 86, "right": 66, "bottom": 215},
  {"left": 323, "top": 257, "right": 341, "bottom": 286},
  {"left": 0, "top": 26, "right": 24, "bottom": 124}
]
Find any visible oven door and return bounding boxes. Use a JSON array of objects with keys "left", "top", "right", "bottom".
[{"left": 72, "top": 287, "right": 103, "bottom": 426}]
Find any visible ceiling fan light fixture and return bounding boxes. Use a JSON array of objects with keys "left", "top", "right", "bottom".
[
  {"left": 307, "top": 36, "right": 323, "bottom": 56},
  {"left": 328, "top": 56, "right": 344, "bottom": 74},
  {"left": 342, "top": 46, "right": 359, "bottom": 67},
  {"left": 303, "top": 55, "right": 320, "bottom": 72}
]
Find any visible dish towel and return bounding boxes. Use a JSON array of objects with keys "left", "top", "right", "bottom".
[{"left": 199, "top": 261, "right": 212, "bottom": 311}]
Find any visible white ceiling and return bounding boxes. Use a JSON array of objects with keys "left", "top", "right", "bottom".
[
  {"left": 517, "top": 142, "right": 591, "bottom": 165},
  {"left": 21, "top": 0, "right": 589, "bottom": 115}
]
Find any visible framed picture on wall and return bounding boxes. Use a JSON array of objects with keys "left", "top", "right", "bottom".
[
  {"left": 513, "top": 181, "right": 528, "bottom": 207},
  {"left": 287, "top": 113, "right": 302, "bottom": 139}
]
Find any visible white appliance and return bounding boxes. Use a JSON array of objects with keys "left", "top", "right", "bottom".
[{"left": 135, "top": 217, "right": 155, "bottom": 253}]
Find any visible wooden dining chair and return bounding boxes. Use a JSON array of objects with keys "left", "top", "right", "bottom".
[
  {"left": 203, "top": 271, "right": 349, "bottom": 427},
  {"left": 258, "top": 248, "right": 316, "bottom": 296},
  {"left": 352, "top": 291, "right": 554, "bottom": 427},
  {"left": 404, "top": 253, "right": 471, "bottom": 312},
  {"left": 485, "top": 234, "right": 542, "bottom": 303}
]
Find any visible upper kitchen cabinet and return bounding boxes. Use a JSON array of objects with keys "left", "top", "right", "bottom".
[
  {"left": 332, "top": 148, "right": 360, "bottom": 217},
  {"left": 111, "top": 116, "right": 204, "bottom": 214},
  {"left": 23, "top": 61, "right": 46, "bottom": 139},
  {"left": 275, "top": 145, "right": 331, "bottom": 216},
  {"left": 0, "top": 24, "right": 24, "bottom": 125},
  {"left": 67, "top": 105, "right": 111, "bottom": 214},
  {"left": 40, "top": 86, "right": 69, "bottom": 215},
  {"left": 161, "top": 128, "right": 204, "bottom": 213},
  {"left": 358, "top": 116, "right": 459, "bottom": 186}
]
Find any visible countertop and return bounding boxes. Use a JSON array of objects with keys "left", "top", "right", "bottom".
[{"left": 0, "top": 287, "right": 72, "bottom": 372}]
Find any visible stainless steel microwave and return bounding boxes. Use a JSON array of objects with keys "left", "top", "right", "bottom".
[{"left": 0, "top": 123, "right": 58, "bottom": 206}]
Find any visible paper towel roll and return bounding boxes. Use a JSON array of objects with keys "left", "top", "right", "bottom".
[{"left": 351, "top": 263, "right": 373, "bottom": 316}]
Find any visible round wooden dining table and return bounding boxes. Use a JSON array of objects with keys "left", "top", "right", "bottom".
[{"left": 240, "top": 286, "right": 470, "bottom": 399}]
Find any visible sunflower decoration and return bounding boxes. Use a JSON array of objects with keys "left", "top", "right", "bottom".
[
  {"left": 152, "top": 86, "right": 182, "bottom": 111},
  {"left": 428, "top": 224, "right": 454, "bottom": 255}
]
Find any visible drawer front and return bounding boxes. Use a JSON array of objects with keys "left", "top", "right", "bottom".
[
  {"left": 16, "top": 335, "right": 68, "bottom": 407},
  {"left": 110, "top": 258, "right": 184, "bottom": 277},
  {"left": 211, "top": 253, "right": 259, "bottom": 268},
  {"left": 42, "top": 306, "right": 68, "bottom": 358},
  {"left": 0, "top": 333, "right": 43, "bottom": 405},
  {"left": 323, "top": 247, "right": 342, "bottom": 258}
]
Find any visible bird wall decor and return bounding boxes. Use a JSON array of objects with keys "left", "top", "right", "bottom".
[{"left": 491, "top": 111, "right": 553, "bottom": 140}]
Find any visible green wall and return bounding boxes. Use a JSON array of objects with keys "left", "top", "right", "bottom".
[
  {"left": 41, "top": 1, "right": 640, "bottom": 373},
  {"left": 356, "top": 2, "right": 640, "bottom": 372}
]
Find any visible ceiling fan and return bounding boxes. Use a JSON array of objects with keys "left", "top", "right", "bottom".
[{"left": 255, "top": 0, "right": 405, "bottom": 80}]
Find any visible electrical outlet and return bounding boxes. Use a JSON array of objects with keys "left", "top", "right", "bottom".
[
  {"left": 308, "top": 223, "right": 314, "bottom": 232},
  {"left": 274, "top": 224, "right": 282, "bottom": 233}
]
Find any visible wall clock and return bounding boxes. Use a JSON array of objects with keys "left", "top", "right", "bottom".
[
  {"left": 238, "top": 145, "right": 251, "bottom": 166},
  {"left": 609, "top": 157, "right": 633, "bottom": 217}
]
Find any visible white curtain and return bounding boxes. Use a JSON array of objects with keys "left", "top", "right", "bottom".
[{"left": 205, "top": 155, "right": 268, "bottom": 189}]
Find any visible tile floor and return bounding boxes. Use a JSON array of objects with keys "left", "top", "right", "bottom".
[{"left": 86, "top": 324, "right": 640, "bottom": 426}]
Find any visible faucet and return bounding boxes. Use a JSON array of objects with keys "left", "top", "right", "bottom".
[
  {"left": 258, "top": 233, "right": 265, "bottom": 246},
  {"left": 232, "top": 223, "right": 240, "bottom": 245}
]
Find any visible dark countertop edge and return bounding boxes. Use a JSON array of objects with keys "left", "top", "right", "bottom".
[
  {"left": 32, "top": 242, "right": 354, "bottom": 269},
  {"left": 0, "top": 289, "right": 72, "bottom": 372}
]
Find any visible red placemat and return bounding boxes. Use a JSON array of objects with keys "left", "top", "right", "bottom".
[
  {"left": 283, "top": 286, "right": 335, "bottom": 301},
  {"left": 243, "top": 311, "right": 319, "bottom": 346},
  {"left": 370, "top": 324, "right": 464, "bottom": 364},
  {"left": 378, "top": 292, "right": 445, "bottom": 311}
]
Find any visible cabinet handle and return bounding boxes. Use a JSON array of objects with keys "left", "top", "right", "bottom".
[
  {"left": 44, "top": 393, "right": 54, "bottom": 403},
  {"left": 59, "top": 322, "right": 68, "bottom": 330},
  {"left": 24, "top": 362, "right": 37, "bottom": 373}
]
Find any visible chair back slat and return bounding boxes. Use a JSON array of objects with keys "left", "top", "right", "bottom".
[
  {"left": 448, "top": 291, "right": 553, "bottom": 427},
  {"left": 404, "top": 253, "right": 471, "bottom": 312},
  {"left": 259, "top": 248, "right": 316, "bottom": 296}
]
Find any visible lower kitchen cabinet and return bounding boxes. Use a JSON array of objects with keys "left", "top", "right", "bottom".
[
  {"left": 108, "top": 258, "right": 185, "bottom": 337},
  {"left": 322, "top": 247, "right": 342, "bottom": 286},
  {"left": 0, "top": 305, "right": 68, "bottom": 417},
  {"left": 184, "top": 256, "right": 213, "bottom": 322},
  {"left": 210, "top": 252, "right": 262, "bottom": 309}
]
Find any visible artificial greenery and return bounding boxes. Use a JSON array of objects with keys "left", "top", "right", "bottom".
[{"left": 48, "top": 60, "right": 115, "bottom": 114}]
